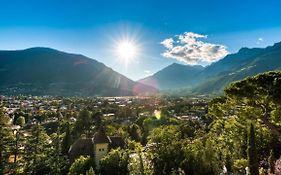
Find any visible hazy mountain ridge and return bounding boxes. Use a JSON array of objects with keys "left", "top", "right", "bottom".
[
  {"left": 138, "top": 63, "right": 204, "bottom": 89},
  {"left": 0, "top": 47, "right": 157, "bottom": 96},
  {"left": 139, "top": 42, "right": 281, "bottom": 94}
]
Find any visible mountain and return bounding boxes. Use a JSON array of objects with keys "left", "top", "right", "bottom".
[
  {"left": 138, "top": 63, "right": 204, "bottom": 89},
  {"left": 193, "top": 42, "right": 281, "bottom": 94},
  {"left": 197, "top": 47, "right": 264, "bottom": 78},
  {"left": 139, "top": 42, "right": 281, "bottom": 94},
  {"left": 0, "top": 47, "right": 157, "bottom": 96}
]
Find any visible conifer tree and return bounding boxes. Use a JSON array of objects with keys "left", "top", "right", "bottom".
[
  {"left": 247, "top": 123, "right": 259, "bottom": 175},
  {"left": 23, "top": 124, "right": 50, "bottom": 174},
  {"left": 62, "top": 121, "right": 71, "bottom": 155}
]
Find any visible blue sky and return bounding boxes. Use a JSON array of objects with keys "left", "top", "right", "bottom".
[{"left": 1, "top": 0, "right": 281, "bottom": 80}]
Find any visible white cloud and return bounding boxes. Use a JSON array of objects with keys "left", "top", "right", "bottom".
[
  {"left": 160, "top": 38, "right": 174, "bottom": 49},
  {"left": 161, "top": 32, "right": 229, "bottom": 65}
]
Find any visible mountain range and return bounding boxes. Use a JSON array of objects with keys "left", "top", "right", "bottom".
[
  {"left": 1, "top": 42, "right": 281, "bottom": 96},
  {"left": 139, "top": 42, "right": 281, "bottom": 94},
  {"left": 0, "top": 48, "right": 157, "bottom": 96}
]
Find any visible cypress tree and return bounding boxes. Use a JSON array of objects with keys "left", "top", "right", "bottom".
[
  {"left": 62, "top": 121, "right": 71, "bottom": 155},
  {"left": 247, "top": 123, "right": 259, "bottom": 175}
]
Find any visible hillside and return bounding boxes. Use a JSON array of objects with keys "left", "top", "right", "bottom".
[
  {"left": 0, "top": 48, "right": 157, "bottom": 96},
  {"left": 139, "top": 42, "right": 281, "bottom": 94},
  {"left": 138, "top": 63, "right": 204, "bottom": 90},
  {"left": 193, "top": 42, "right": 281, "bottom": 94}
]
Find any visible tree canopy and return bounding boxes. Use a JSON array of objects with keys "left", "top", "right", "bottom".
[{"left": 224, "top": 71, "right": 281, "bottom": 141}]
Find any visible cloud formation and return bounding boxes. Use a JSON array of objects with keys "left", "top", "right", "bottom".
[{"left": 161, "top": 32, "right": 229, "bottom": 65}]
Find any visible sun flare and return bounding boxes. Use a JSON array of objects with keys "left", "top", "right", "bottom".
[{"left": 116, "top": 41, "right": 138, "bottom": 63}]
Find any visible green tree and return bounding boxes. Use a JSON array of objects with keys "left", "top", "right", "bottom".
[
  {"left": 224, "top": 71, "right": 281, "bottom": 141},
  {"left": 15, "top": 116, "right": 25, "bottom": 127},
  {"left": 23, "top": 124, "right": 51, "bottom": 174},
  {"left": 181, "top": 140, "right": 220, "bottom": 175},
  {"left": 127, "top": 141, "right": 153, "bottom": 175},
  {"left": 147, "top": 125, "right": 188, "bottom": 174},
  {"left": 147, "top": 123, "right": 220, "bottom": 175},
  {"left": 46, "top": 112, "right": 69, "bottom": 174},
  {"left": 206, "top": 72, "right": 281, "bottom": 173},
  {"left": 100, "top": 148, "right": 129, "bottom": 175},
  {"left": 0, "top": 108, "right": 13, "bottom": 175},
  {"left": 92, "top": 111, "right": 102, "bottom": 129},
  {"left": 47, "top": 133, "right": 69, "bottom": 175},
  {"left": 68, "top": 156, "right": 94, "bottom": 175},
  {"left": 128, "top": 124, "right": 141, "bottom": 142},
  {"left": 247, "top": 123, "right": 259, "bottom": 175},
  {"left": 233, "top": 159, "right": 248, "bottom": 174},
  {"left": 62, "top": 121, "right": 72, "bottom": 155},
  {"left": 86, "top": 167, "right": 96, "bottom": 175},
  {"left": 74, "top": 109, "right": 93, "bottom": 138}
]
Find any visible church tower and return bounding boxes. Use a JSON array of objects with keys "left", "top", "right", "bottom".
[{"left": 92, "top": 127, "right": 109, "bottom": 169}]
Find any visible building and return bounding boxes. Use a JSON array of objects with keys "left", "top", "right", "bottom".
[{"left": 68, "top": 127, "right": 126, "bottom": 169}]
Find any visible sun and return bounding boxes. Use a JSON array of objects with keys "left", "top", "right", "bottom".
[{"left": 116, "top": 41, "right": 138, "bottom": 63}]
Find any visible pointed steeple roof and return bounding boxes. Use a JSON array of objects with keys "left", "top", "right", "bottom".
[{"left": 92, "top": 126, "right": 109, "bottom": 144}]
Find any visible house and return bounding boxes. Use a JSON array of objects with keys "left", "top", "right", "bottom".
[{"left": 68, "top": 127, "right": 126, "bottom": 169}]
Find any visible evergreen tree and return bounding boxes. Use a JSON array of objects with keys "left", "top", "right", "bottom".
[
  {"left": 47, "top": 133, "right": 69, "bottom": 175},
  {"left": 224, "top": 71, "right": 281, "bottom": 141},
  {"left": 92, "top": 111, "right": 102, "bottom": 129},
  {"left": 48, "top": 112, "right": 69, "bottom": 174},
  {"left": 74, "top": 109, "right": 93, "bottom": 137},
  {"left": 23, "top": 124, "right": 51, "bottom": 174},
  {"left": 128, "top": 124, "right": 141, "bottom": 142},
  {"left": 247, "top": 123, "right": 259, "bottom": 175},
  {"left": 62, "top": 121, "right": 72, "bottom": 155}
]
